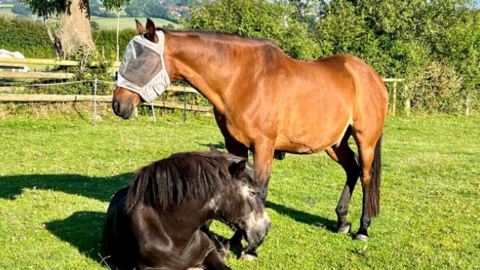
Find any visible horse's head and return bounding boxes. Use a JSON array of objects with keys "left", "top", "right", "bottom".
[
  {"left": 209, "top": 146, "right": 271, "bottom": 258},
  {"left": 112, "top": 18, "right": 169, "bottom": 119}
]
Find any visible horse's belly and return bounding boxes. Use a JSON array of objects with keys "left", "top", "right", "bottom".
[
  {"left": 276, "top": 133, "right": 337, "bottom": 154},
  {"left": 276, "top": 117, "right": 351, "bottom": 154}
]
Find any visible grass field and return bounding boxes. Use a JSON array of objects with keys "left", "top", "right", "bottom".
[
  {"left": 0, "top": 109, "right": 479, "bottom": 269},
  {"left": 91, "top": 17, "right": 179, "bottom": 30}
]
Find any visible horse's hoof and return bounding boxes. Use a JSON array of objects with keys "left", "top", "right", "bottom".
[
  {"left": 219, "top": 246, "right": 229, "bottom": 259},
  {"left": 354, "top": 234, "right": 369, "bottom": 241},
  {"left": 240, "top": 252, "right": 258, "bottom": 261},
  {"left": 338, "top": 224, "right": 351, "bottom": 235}
]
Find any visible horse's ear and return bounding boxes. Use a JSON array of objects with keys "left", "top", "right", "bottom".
[
  {"left": 145, "top": 18, "right": 158, "bottom": 42},
  {"left": 209, "top": 144, "right": 222, "bottom": 154},
  {"left": 135, "top": 19, "right": 146, "bottom": 34},
  {"left": 229, "top": 160, "right": 247, "bottom": 177}
]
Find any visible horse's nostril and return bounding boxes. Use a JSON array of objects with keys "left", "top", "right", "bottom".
[{"left": 113, "top": 101, "right": 120, "bottom": 114}]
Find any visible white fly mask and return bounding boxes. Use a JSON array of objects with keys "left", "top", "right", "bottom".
[{"left": 116, "top": 31, "right": 170, "bottom": 103}]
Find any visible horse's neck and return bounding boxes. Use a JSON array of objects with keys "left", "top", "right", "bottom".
[
  {"left": 166, "top": 33, "right": 253, "bottom": 113},
  {"left": 159, "top": 202, "right": 213, "bottom": 239}
]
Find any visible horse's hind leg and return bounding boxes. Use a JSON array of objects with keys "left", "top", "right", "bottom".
[
  {"left": 325, "top": 127, "right": 361, "bottom": 234},
  {"left": 351, "top": 126, "right": 383, "bottom": 241}
]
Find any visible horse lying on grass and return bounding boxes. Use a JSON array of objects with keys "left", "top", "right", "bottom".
[{"left": 103, "top": 150, "right": 271, "bottom": 270}]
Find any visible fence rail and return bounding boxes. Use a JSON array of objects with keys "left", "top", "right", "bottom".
[
  {"left": 0, "top": 72, "right": 74, "bottom": 79},
  {"left": 0, "top": 94, "right": 212, "bottom": 112},
  {"left": 0, "top": 58, "right": 79, "bottom": 66}
]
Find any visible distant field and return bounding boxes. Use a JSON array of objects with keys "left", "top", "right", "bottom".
[
  {"left": 0, "top": 4, "right": 14, "bottom": 8},
  {"left": 91, "top": 17, "right": 180, "bottom": 30},
  {"left": 0, "top": 8, "right": 179, "bottom": 30}
]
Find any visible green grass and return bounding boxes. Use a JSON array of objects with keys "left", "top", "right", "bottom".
[
  {"left": 91, "top": 17, "right": 179, "bottom": 30},
  {"left": 1, "top": 109, "right": 480, "bottom": 269}
]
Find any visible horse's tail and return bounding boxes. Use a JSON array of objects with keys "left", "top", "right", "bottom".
[{"left": 369, "top": 134, "right": 382, "bottom": 217}]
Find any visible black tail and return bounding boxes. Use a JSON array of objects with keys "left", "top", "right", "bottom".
[{"left": 369, "top": 135, "right": 382, "bottom": 217}]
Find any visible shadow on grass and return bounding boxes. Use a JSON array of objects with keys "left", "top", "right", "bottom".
[
  {"left": 197, "top": 141, "right": 226, "bottom": 150},
  {"left": 46, "top": 211, "right": 110, "bottom": 266},
  {"left": 266, "top": 201, "right": 337, "bottom": 232},
  {"left": 0, "top": 173, "right": 132, "bottom": 202}
]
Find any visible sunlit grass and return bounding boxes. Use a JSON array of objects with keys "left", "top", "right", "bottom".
[{"left": 0, "top": 110, "right": 479, "bottom": 269}]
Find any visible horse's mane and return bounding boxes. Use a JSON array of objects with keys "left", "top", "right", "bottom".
[
  {"left": 159, "top": 28, "right": 279, "bottom": 46},
  {"left": 126, "top": 151, "right": 254, "bottom": 212}
]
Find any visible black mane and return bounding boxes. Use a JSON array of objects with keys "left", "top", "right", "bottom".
[{"left": 126, "top": 151, "right": 254, "bottom": 212}]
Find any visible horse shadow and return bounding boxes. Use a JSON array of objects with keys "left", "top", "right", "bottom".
[
  {"left": 266, "top": 201, "right": 337, "bottom": 232},
  {"left": 197, "top": 141, "right": 226, "bottom": 150},
  {"left": 0, "top": 173, "right": 132, "bottom": 203},
  {"left": 45, "top": 211, "right": 109, "bottom": 266}
]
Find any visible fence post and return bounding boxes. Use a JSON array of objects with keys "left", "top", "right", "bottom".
[
  {"left": 183, "top": 85, "right": 187, "bottom": 123},
  {"left": 404, "top": 84, "right": 410, "bottom": 116},
  {"left": 151, "top": 102, "right": 156, "bottom": 123},
  {"left": 94, "top": 78, "right": 97, "bottom": 126},
  {"left": 392, "top": 81, "right": 397, "bottom": 116}
]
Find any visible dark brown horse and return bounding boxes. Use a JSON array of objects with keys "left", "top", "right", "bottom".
[
  {"left": 112, "top": 19, "right": 388, "bottom": 241},
  {"left": 103, "top": 150, "right": 270, "bottom": 269}
]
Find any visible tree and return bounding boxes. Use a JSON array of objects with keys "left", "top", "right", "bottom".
[{"left": 18, "top": 0, "right": 129, "bottom": 56}]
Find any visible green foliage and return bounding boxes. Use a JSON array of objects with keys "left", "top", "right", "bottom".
[
  {"left": 410, "top": 61, "right": 464, "bottom": 113},
  {"left": 124, "top": 0, "right": 179, "bottom": 23},
  {"left": 0, "top": 16, "right": 56, "bottom": 58},
  {"left": 92, "top": 28, "right": 137, "bottom": 60},
  {"left": 90, "top": 20, "right": 100, "bottom": 30},
  {"left": 186, "top": 0, "right": 320, "bottom": 60},
  {"left": 16, "top": 0, "right": 129, "bottom": 18},
  {"left": 90, "top": 1, "right": 117, "bottom": 18}
]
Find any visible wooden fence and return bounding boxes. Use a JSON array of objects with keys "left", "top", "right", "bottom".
[{"left": 0, "top": 57, "right": 410, "bottom": 115}]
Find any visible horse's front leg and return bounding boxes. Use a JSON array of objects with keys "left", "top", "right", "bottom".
[
  {"left": 227, "top": 138, "right": 275, "bottom": 257},
  {"left": 252, "top": 138, "right": 276, "bottom": 203}
]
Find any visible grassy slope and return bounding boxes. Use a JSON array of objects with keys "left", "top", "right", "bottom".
[
  {"left": 91, "top": 17, "right": 179, "bottom": 30},
  {"left": 0, "top": 111, "right": 479, "bottom": 269}
]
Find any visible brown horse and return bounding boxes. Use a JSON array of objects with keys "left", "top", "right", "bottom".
[{"left": 112, "top": 19, "right": 388, "bottom": 241}]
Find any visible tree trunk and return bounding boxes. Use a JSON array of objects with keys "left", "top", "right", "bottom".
[{"left": 56, "top": 0, "right": 95, "bottom": 56}]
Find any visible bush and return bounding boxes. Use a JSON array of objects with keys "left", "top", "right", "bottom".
[
  {"left": 90, "top": 21, "right": 100, "bottom": 31},
  {"left": 0, "top": 17, "right": 57, "bottom": 58},
  {"left": 92, "top": 28, "right": 137, "bottom": 60},
  {"left": 410, "top": 61, "right": 464, "bottom": 114}
]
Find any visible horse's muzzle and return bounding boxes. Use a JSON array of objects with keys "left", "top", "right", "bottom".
[{"left": 112, "top": 101, "right": 134, "bottom": 119}]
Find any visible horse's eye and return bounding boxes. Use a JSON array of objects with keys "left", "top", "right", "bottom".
[{"left": 248, "top": 190, "right": 257, "bottom": 197}]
